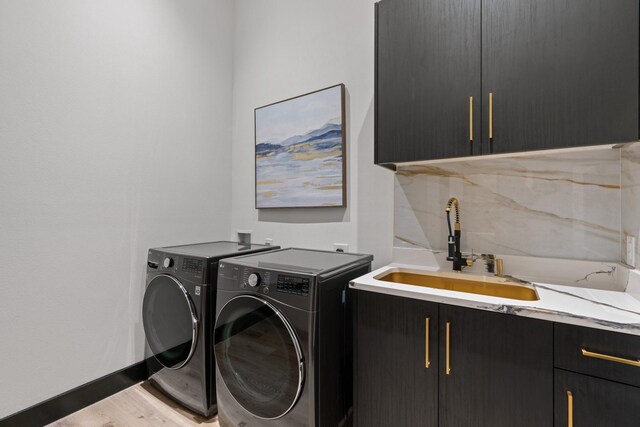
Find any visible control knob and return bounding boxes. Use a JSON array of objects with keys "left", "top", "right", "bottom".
[
  {"left": 163, "top": 257, "right": 174, "bottom": 268},
  {"left": 248, "top": 273, "right": 261, "bottom": 287}
]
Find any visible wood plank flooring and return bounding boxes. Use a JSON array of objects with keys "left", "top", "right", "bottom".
[{"left": 47, "top": 382, "right": 219, "bottom": 427}]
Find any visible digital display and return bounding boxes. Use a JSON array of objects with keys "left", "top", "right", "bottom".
[
  {"left": 182, "top": 258, "right": 203, "bottom": 274},
  {"left": 276, "top": 275, "right": 310, "bottom": 296}
]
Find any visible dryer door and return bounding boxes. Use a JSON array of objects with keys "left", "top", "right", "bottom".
[
  {"left": 214, "top": 295, "right": 304, "bottom": 420},
  {"left": 143, "top": 274, "right": 198, "bottom": 369}
]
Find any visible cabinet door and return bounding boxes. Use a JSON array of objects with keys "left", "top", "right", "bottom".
[
  {"left": 439, "top": 305, "right": 553, "bottom": 427},
  {"left": 375, "top": 0, "right": 481, "bottom": 164},
  {"left": 555, "top": 369, "right": 640, "bottom": 427},
  {"left": 354, "top": 291, "right": 438, "bottom": 426},
  {"left": 482, "top": 0, "right": 639, "bottom": 154}
]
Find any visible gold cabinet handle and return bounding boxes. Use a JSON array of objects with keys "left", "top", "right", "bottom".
[
  {"left": 489, "top": 92, "right": 493, "bottom": 140},
  {"left": 425, "top": 317, "right": 430, "bottom": 368},
  {"left": 567, "top": 391, "right": 573, "bottom": 427},
  {"left": 581, "top": 348, "right": 640, "bottom": 367},
  {"left": 446, "top": 321, "right": 451, "bottom": 375},
  {"left": 469, "top": 96, "right": 473, "bottom": 143}
]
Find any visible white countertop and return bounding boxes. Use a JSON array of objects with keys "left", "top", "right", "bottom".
[{"left": 350, "top": 262, "right": 640, "bottom": 336}]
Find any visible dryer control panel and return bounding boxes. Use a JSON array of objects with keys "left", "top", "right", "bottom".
[
  {"left": 276, "top": 275, "right": 310, "bottom": 296},
  {"left": 182, "top": 258, "right": 203, "bottom": 275},
  {"left": 217, "top": 262, "right": 317, "bottom": 311}
]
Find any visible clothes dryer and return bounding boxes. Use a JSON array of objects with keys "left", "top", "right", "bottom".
[{"left": 214, "top": 248, "right": 372, "bottom": 426}]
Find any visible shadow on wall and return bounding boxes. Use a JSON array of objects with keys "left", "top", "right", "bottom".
[
  {"left": 258, "top": 207, "right": 348, "bottom": 224},
  {"left": 356, "top": 96, "right": 394, "bottom": 266}
]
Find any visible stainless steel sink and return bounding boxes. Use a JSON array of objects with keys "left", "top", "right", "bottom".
[{"left": 376, "top": 270, "right": 539, "bottom": 301}]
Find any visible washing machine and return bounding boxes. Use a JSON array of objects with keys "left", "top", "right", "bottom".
[
  {"left": 142, "top": 241, "right": 279, "bottom": 417},
  {"left": 214, "top": 248, "right": 373, "bottom": 426}
]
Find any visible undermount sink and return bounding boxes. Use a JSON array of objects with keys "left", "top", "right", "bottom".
[{"left": 376, "top": 269, "right": 540, "bottom": 301}]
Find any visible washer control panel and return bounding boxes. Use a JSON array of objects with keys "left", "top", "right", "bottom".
[{"left": 147, "top": 249, "right": 205, "bottom": 282}]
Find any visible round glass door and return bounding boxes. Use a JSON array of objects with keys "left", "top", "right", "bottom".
[
  {"left": 142, "top": 274, "right": 198, "bottom": 369},
  {"left": 214, "top": 295, "right": 304, "bottom": 419}
]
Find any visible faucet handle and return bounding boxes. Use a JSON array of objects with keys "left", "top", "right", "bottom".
[{"left": 465, "top": 249, "right": 477, "bottom": 266}]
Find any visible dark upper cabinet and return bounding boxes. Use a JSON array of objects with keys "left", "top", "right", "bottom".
[
  {"left": 438, "top": 304, "right": 553, "bottom": 427},
  {"left": 375, "top": 0, "right": 481, "bottom": 164},
  {"left": 354, "top": 291, "right": 438, "bottom": 426},
  {"left": 554, "top": 369, "right": 640, "bottom": 427},
  {"left": 482, "top": 0, "right": 639, "bottom": 154},
  {"left": 375, "top": 0, "right": 639, "bottom": 163}
]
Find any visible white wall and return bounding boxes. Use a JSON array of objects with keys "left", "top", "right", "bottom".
[
  {"left": 0, "top": 0, "right": 233, "bottom": 417},
  {"left": 231, "top": 0, "right": 394, "bottom": 268}
]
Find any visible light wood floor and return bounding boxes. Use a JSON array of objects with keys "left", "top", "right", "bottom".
[{"left": 47, "top": 382, "right": 219, "bottom": 427}]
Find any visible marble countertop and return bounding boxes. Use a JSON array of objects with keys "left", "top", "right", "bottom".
[{"left": 350, "top": 262, "right": 640, "bottom": 336}]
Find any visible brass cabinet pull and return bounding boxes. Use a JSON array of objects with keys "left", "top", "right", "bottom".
[
  {"left": 567, "top": 391, "right": 573, "bottom": 427},
  {"left": 425, "top": 317, "right": 430, "bottom": 368},
  {"left": 446, "top": 321, "right": 451, "bottom": 375},
  {"left": 469, "top": 96, "right": 473, "bottom": 142},
  {"left": 581, "top": 348, "right": 640, "bottom": 367},
  {"left": 489, "top": 92, "right": 493, "bottom": 140}
]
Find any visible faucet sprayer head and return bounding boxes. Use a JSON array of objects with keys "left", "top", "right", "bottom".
[{"left": 446, "top": 197, "right": 460, "bottom": 225}]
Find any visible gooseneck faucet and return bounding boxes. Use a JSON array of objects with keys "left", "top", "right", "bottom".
[{"left": 446, "top": 197, "right": 464, "bottom": 271}]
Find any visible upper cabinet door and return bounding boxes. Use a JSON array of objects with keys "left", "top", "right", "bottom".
[
  {"left": 375, "top": 0, "right": 481, "bottom": 164},
  {"left": 482, "top": 0, "right": 639, "bottom": 154}
]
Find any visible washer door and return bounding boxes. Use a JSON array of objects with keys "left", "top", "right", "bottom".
[
  {"left": 214, "top": 295, "right": 304, "bottom": 420},
  {"left": 142, "top": 274, "right": 198, "bottom": 369}
]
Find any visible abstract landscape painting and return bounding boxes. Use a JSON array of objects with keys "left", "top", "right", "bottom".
[{"left": 255, "top": 84, "right": 346, "bottom": 208}]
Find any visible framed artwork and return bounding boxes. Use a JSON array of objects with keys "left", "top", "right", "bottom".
[{"left": 254, "top": 84, "right": 346, "bottom": 209}]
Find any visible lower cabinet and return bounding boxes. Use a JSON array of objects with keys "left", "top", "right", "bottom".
[
  {"left": 438, "top": 305, "right": 553, "bottom": 427},
  {"left": 354, "top": 290, "right": 438, "bottom": 426},
  {"left": 354, "top": 291, "right": 553, "bottom": 427},
  {"left": 554, "top": 369, "right": 640, "bottom": 427},
  {"left": 553, "top": 323, "right": 640, "bottom": 427}
]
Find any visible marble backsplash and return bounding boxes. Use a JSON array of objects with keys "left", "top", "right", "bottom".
[
  {"left": 394, "top": 147, "right": 628, "bottom": 262},
  {"left": 622, "top": 142, "right": 640, "bottom": 267}
]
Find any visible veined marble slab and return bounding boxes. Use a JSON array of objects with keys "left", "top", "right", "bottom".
[
  {"left": 351, "top": 263, "right": 640, "bottom": 336},
  {"left": 394, "top": 148, "right": 621, "bottom": 261},
  {"left": 622, "top": 142, "right": 640, "bottom": 267}
]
